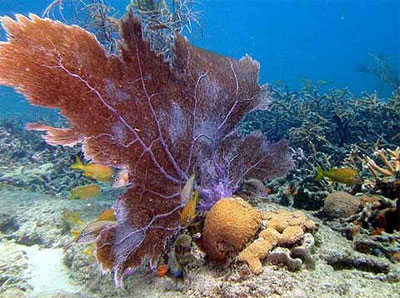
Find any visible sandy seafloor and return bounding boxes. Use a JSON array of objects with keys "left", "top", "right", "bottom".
[{"left": 0, "top": 187, "right": 399, "bottom": 298}]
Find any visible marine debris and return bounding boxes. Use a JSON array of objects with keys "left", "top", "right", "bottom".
[{"left": 0, "top": 12, "right": 293, "bottom": 286}]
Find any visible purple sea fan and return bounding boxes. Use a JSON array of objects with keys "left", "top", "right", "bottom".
[{"left": 0, "top": 13, "right": 293, "bottom": 285}]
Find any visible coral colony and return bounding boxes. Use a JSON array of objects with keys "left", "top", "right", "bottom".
[{"left": 0, "top": 14, "right": 293, "bottom": 284}]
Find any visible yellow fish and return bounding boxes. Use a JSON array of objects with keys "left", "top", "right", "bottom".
[
  {"left": 65, "top": 209, "right": 116, "bottom": 251},
  {"left": 180, "top": 189, "right": 199, "bottom": 227},
  {"left": 71, "top": 156, "right": 114, "bottom": 182},
  {"left": 63, "top": 209, "right": 83, "bottom": 226},
  {"left": 96, "top": 208, "right": 115, "bottom": 221},
  {"left": 315, "top": 166, "right": 363, "bottom": 185},
  {"left": 82, "top": 244, "right": 95, "bottom": 261},
  {"left": 70, "top": 229, "right": 81, "bottom": 240},
  {"left": 69, "top": 184, "right": 101, "bottom": 200}
]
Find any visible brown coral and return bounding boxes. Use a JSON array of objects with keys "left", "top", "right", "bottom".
[
  {"left": 202, "top": 197, "right": 262, "bottom": 260},
  {"left": 322, "top": 191, "right": 361, "bottom": 220},
  {"left": 238, "top": 209, "right": 316, "bottom": 274},
  {"left": 262, "top": 209, "right": 317, "bottom": 232}
]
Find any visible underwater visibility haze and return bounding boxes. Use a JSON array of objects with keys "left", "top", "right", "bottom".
[{"left": 0, "top": 0, "right": 399, "bottom": 297}]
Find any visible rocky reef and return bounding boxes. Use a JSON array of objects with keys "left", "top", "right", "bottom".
[{"left": 0, "top": 0, "right": 399, "bottom": 297}]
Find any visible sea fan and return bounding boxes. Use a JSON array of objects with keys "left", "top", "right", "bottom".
[{"left": 0, "top": 13, "right": 293, "bottom": 285}]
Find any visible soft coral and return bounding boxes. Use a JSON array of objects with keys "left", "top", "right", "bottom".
[{"left": 0, "top": 13, "right": 293, "bottom": 285}]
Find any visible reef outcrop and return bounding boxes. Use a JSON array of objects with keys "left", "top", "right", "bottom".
[
  {"left": 0, "top": 14, "right": 293, "bottom": 284},
  {"left": 202, "top": 198, "right": 317, "bottom": 274}
]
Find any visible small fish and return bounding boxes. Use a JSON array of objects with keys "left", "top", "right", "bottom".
[
  {"left": 113, "top": 169, "right": 130, "bottom": 188},
  {"left": 180, "top": 189, "right": 199, "bottom": 227},
  {"left": 82, "top": 244, "right": 95, "bottom": 260},
  {"left": 64, "top": 210, "right": 116, "bottom": 251},
  {"left": 70, "top": 229, "right": 81, "bottom": 240},
  {"left": 63, "top": 209, "right": 83, "bottom": 226},
  {"left": 96, "top": 208, "right": 115, "bottom": 221},
  {"left": 76, "top": 220, "right": 116, "bottom": 244},
  {"left": 71, "top": 156, "right": 114, "bottom": 182},
  {"left": 168, "top": 246, "right": 184, "bottom": 279},
  {"left": 315, "top": 166, "right": 363, "bottom": 185},
  {"left": 69, "top": 184, "right": 101, "bottom": 200},
  {"left": 157, "top": 264, "right": 169, "bottom": 277},
  {"left": 181, "top": 172, "right": 196, "bottom": 204},
  {"left": 316, "top": 80, "right": 330, "bottom": 86}
]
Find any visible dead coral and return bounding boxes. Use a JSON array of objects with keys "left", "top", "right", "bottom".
[{"left": 202, "top": 197, "right": 262, "bottom": 261}]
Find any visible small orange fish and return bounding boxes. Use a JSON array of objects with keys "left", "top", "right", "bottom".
[
  {"left": 69, "top": 184, "right": 101, "bottom": 200},
  {"left": 180, "top": 189, "right": 199, "bottom": 227},
  {"left": 157, "top": 265, "right": 169, "bottom": 277},
  {"left": 371, "top": 228, "right": 385, "bottom": 235},
  {"left": 71, "top": 156, "right": 114, "bottom": 182}
]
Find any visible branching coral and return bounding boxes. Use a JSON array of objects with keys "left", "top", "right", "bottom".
[
  {"left": 238, "top": 82, "right": 400, "bottom": 212},
  {"left": 358, "top": 53, "right": 400, "bottom": 91},
  {"left": 318, "top": 147, "right": 400, "bottom": 261},
  {"left": 43, "top": 0, "right": 120, "bottom": 53},
  {"left": 0, "top": 14, "right": 293, "bottom": 285},
  {"left": 365, "top": 147, "right": 400, "bottom": 180}
]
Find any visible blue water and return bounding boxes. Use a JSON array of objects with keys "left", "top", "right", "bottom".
[{"left": 0, "top": 0, "right": 399, "bottom": 120}]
